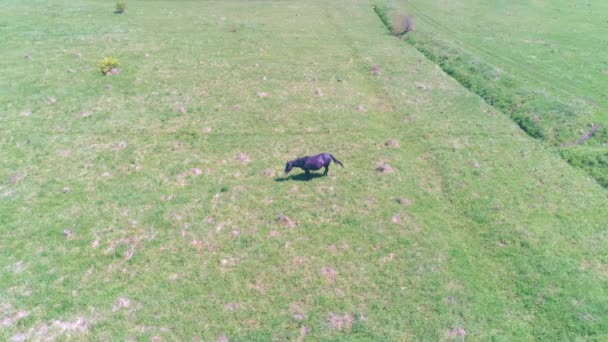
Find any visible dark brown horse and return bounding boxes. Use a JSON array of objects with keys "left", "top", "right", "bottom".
[{"left": 285, "top": 153, "right": 343, "bottom": 180}]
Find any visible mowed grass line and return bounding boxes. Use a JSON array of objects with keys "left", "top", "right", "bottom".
[{"left": 1, "top": 0, "right": 608, "bottom": 340}]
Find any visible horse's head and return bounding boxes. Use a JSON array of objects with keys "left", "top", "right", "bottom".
[{"left": 285, "top": 161, "right": 294, "bottom": 174}]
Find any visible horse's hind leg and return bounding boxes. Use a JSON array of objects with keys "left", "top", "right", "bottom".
[{"left": 323, "top": 165, "right": 329, "bottom": 176}]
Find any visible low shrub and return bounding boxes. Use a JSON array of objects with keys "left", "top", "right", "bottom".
[
  {"left": 99, "top": 56, "right": 119, "bottom": 75},
  {"left": 115, "top": 2, "right": 126, "bottom": 14}
]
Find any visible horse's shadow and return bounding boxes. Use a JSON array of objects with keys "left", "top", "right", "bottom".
[{"left": 274, "top": 172, "right": 325, "bottom": 182}]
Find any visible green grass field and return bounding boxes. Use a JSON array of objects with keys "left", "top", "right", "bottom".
[
  {"left": 379, "top": 0, "right": 608, "bottom": 187},
  {"left": 1, "top": 0, "right": 608, "bottom": 340}
]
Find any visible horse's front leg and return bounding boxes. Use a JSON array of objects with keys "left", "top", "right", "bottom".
[{"left": 305, "top": 169, "right": 311, "bottom": 180}]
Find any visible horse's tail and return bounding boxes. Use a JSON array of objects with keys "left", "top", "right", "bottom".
[{"left": 330, "top": 154, "right": 344, "bottom": 167}]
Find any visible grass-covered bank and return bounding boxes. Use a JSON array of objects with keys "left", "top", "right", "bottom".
[{"left": 375, "top": 1, "right": 608, "bottom": 188}]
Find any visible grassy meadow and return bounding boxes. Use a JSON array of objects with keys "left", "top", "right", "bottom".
[
  {"left": 1, "top": 0, "right": 608, "bottom": 340},
  {"left": 380, "top": 0, "right": 608, "bottom": 187}
]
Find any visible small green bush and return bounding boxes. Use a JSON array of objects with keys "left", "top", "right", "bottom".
[
  {"left": 115, "top": 2, "right": 126, "bottom": 13},
  {"left": 99, "top": 56, "right": 119, "bottom": 75}
]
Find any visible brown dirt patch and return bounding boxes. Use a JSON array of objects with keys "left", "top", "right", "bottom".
[
  {"left": 9, "top": 174, "right": 24, "bottom": 184},
  {"left": 415, "top": 82, "right": 430, "bottom": 90},
  {"left": 110, "top": 141, "right": 128, "bottom": 151},
  {"left": 112, "top": 297, "right": 132, "bottom": 312},
  {"left": 384, "top": 139, "right": 400, "bottom": 148},
  {"left": 234, "top": 153, "right": 250, "bottom": 163},
  {"left": 398, "top": 198, "right": 413, "bottom": 206},
  {"left": 276, "top": 214, "right": 296, "bottom": 228},
  {"left": 105, "top": 68, "right": 120, "bottom": 76},
  {"left": 63, "top": 229, "right": 73, "bottom": 239},
  {"left": 370, "top": 64, "right": 381, "bottom": 75},
  {"left": 223, "top": 303, "right": 241, "bottom": 311},
  {"left": 294, "top": 256, "right": 305, "bottom": 265},
  {"left": 376, "top": 163, "right": 394, "bottom": 174},
  {"left": 264, "top": 169, "right": 275, "bottom": 178},
  {"left": 321, "top": 267, "right": 337, "bottom": 282},
  {"left": 448, "top": 326, "right": 467, "bottom": 338},
  {"left": 328, "top": 312, "right": 354, "bottom": 331}
]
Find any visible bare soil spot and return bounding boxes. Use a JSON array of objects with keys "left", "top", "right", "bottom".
[
  {"left": 398, "top": 198, "right": 413, "bottom": 206},
  {"left": 370, "top": 64, "right": 381, "bottom": 75},
  {"left": 294, "top": 256, "right": 305, "bottom": 265},
  {"left": 257, "top": 92, "right": 268, "bottom": 98},
  {"left": 234, "top": 153, "right": 250, "bottom": 163},
  {"left": 321, "top": 267, "right": 337, "bottom": 282},
  {"left": 111, "top": 141, "right": 128, "bottom": 151},
  {"left": 380, "top": 253, "right": 396, "bottom": 263},
  {"left": 46, "top": 96, "right": 57, "bottom": 104},
  {"left": 112, "top": 297, "right": 132, "bottom": 312},
  {"left": 217, "top": 335, "right": 229, "bottom": 342},
  {"left": 448, "top": 326, "right": 467, "bottom": 338},
  {"left": 78, "top": 111, "right": 91, "bottom": 118},
  {"left": 223, "top": 303, "right": 241, "bottom": 311},
  {"left": 9, "top": 174, "right": 24, "bottom": 184},
  {"left": 62, "top": 187, "right": 71, "bottom": 193},
  {"left": 376, "top": 163, "right": 394, "bottom": 174},
  {"left": 356, "top": 104, "right": 366, "bottom": 112},
  {"left": 1, "top": 310, "right": 28, "bottom": 328},
  {"left": 268, "top": 230, "right": 281, "bottom": 238},
  {"left": 63, "top": 229, "right": 73, "bottom": 239},
  {"left": 328, "top": 312, "right": 354, "bottom": 331},
  {"left": 289, "top": 302, "right": 306, "bottom": 321},
  {"left": 105, "top": 68, "right": 120, "bottom": 76},
  {"left": 276, "top": 214, "right": 296, "bottom": 228},
  {"left": 264, "top": 169, "right": 275, "bottom": 178},
  {"left": 12, "top": 261, "right": 26, "bottom": 273},
  {"left": 384, "top": 139, "right": 400, "bottom": 148},
  {"left": 13, "top": 317, "right": 90, "bottom": 341},
  {"left": 220, "top": 257, "right": 239, "bottom": 267},
  {"left": 177, "top": 106, "right": 187, "bottom": 114},
  {"left": 191, "top": 239, "right": 215, "bottom": 252},
  {"left": 201, "top": 127, "right": 212, "bottom": 133},
  {"left": 20, "top": 111, "right": 31, "bottom": 117},
  {"left": 124, "top": 246, "right": 135, "bottom": 260},
  {"left": 314, "top": 88, "right": 323, "bottom": 97},
  {"left": 248, "top": 280, "right": 267, "bottom": 293},
  {"left": 297, "top": 326, "right": 310, "bottom": 341},
  {"left": 415, "top": 82, "right": 430, "bottom": 90}
]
